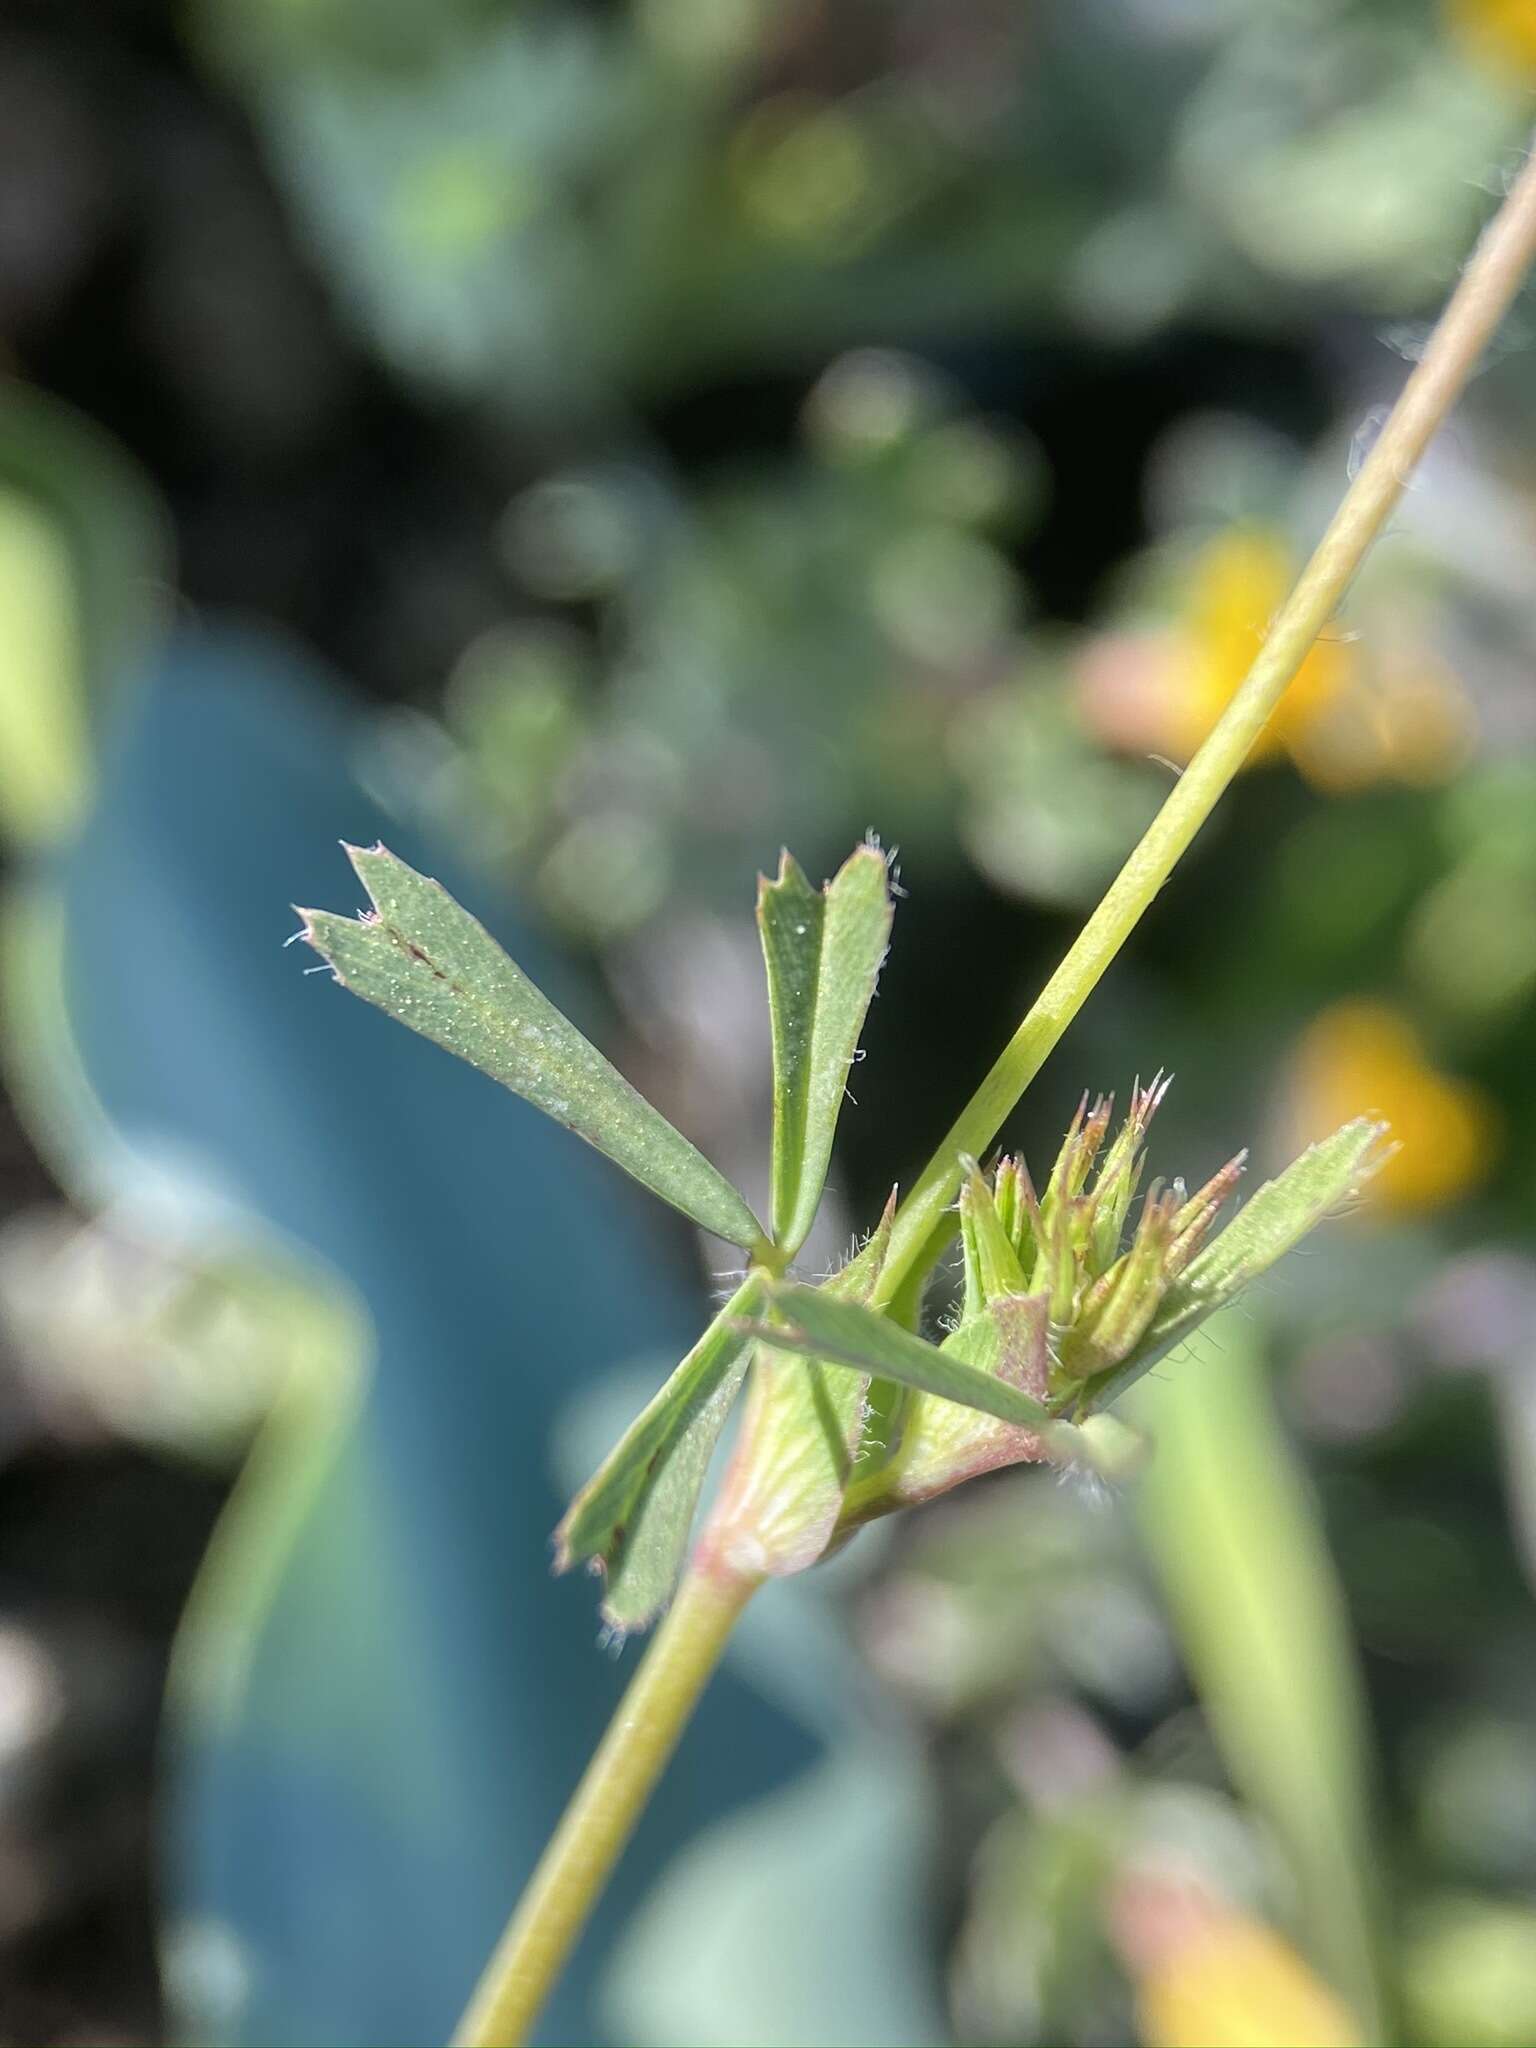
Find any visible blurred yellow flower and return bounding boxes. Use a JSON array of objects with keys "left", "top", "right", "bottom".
[
  {"left": 1114, "top": 1882, "right": 1361, "bottom": 2048},
  {"left": 1284, "top": 643, "right": 1473, "bottom": 795},
  {"left": 1077, "top": 528, "right": 1473, "bottom": 792},
  {"left": 1137, "top": 1912, "right": 1361, "bottom": 2048},
  {"left": 1287, "top": 1002, "right": 1496, "bottom": 1213},
  {"left": 1175, "top": 529, "right": 1353, "bottom": 766},
  {"left": 1446, "top": 0, "right": 1536, "bottom": 72}
]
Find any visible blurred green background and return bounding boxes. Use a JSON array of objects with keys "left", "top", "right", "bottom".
[{"left": 2, "top": 1, "right": 1536, "bottom": 2043}]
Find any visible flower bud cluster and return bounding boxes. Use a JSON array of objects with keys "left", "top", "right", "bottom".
[{"left": 961, "top": 1078, "right": 1245, "bottom": 1411}]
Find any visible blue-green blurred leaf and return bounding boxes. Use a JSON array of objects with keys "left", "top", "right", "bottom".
[{"left": 19, "top": 628, "right": 814, "bottom": 2045}]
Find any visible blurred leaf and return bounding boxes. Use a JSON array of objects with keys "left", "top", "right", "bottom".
[
  {"left": 556, "top": 1276, "right": 762, "bottom": 1632},
  {"left": 15, "top": 626, "right": 826, "bottom": 2046},
  {"left": 0, "top": 1206, "right": 338, "bottom": 1464},
  {"left": 1182, "top": 34, "right": 1516, "bottom": 298},
  {"left": 603, "top": 1733, "right": 944, "bottom": 2048},
  {"left": 760, "top": 845, "right": 891, "bottom": 1257},
  {"left": 953, "top": 1793, "right": 1126, "bottom": 2047},
  {"left": 955, "top": 678, "right": 1164, "bottom": 910},
  {"left": 1132, "top": 1310, "right": 1385, "bottom": 2039},
  {"left": 1401, "top": 1893, "right": 1536, "bottom": 2048},
  {"left": 0, "top": 382, "right": 170, "bottom": 850},
  {"left": 300, "top": 842, "right": 765, "bottom": 1249},
  {"left": 0, "top": 492, "right": 86, "bottom": 846}
]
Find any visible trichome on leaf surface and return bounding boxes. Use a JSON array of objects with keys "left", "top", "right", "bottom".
[
  {"left": 298, "top": 835, "right": 1384, "bottom": 2048},
  {"left": 297, "top": 135, "right": 1536, "bottom": 2048},
  {"left": 300, "top": 842, "right": 1382, "bottom": 1637}
]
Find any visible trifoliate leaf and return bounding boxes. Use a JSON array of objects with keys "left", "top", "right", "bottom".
[
  {"left": 299, "top": 844, "right": 765, "bottom": 1251},
  {"left": 556, "top": 1277, "right": 762, "bottom": 1631},
  {"left": 760, "top": 846, "right": 892, "bottom": 1257}
]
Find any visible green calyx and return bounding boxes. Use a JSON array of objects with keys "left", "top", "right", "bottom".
[
  {"left": 812, "top": 1091, "right": 1387, "bottom": 1531},
  {"left": 967, "top": 1086, "right": 1388, "bottom": 1421}
]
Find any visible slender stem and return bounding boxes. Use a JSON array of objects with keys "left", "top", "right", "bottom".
[
  {"left": 455, "top": 134, "right": 1536, "bottom": 2048},
  {"left": 876, "top": 133, "right": 1536, "bottom": 1310},
  {"left": 453, "top": 1562, "right": 757, "bottom": 2048}
]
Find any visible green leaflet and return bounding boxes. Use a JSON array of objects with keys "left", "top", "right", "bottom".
[
  {"left": 556, "top": 1277, "right": 763, "bottom": 1632},
  {"left": 760, "top": 847, "right": 892, "bottom": 1257},
  {"left": 299, "top": 844, "right": 765, "bottom": 1251},
  {"left": 1165, "top": 1117, "right": 1387, "bottom": 1307},
  {"left": 753, "top": 1283, "right": 1058, "bottom": 1435},
  {"left": 704, "top": 1199, "right": 894, "bottom": 1579},
  {"left": 1087, "top": 1117, "right": 1388, "bottom": 1408}
]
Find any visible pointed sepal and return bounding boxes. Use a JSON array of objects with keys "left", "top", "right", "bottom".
[{"left": 958, "top": 1157, "right": 1030, "bottom": 1303}]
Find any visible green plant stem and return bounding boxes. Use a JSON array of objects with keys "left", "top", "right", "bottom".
[
  {"left": 456, "top": 132, "right": 1536, "bottom": 2048},
  {"left": 453, "top": 1560, "right": 758, "bottom": 2048},
  {"left": 876, "top": 131, "right": 1536, "bottom": 1311}
]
